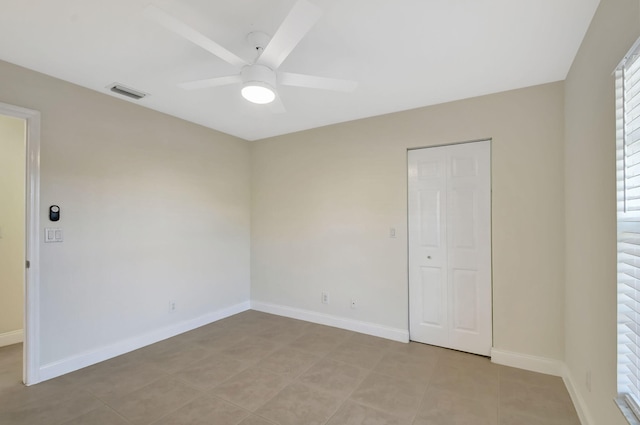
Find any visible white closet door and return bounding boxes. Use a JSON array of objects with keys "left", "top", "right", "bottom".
[{"left": 408, "top": 140, "right": 492, "bottom": 356}]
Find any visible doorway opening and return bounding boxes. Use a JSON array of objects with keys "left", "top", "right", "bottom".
[{"left": 0, "top": 102, "right": 41, "bottom": 385}]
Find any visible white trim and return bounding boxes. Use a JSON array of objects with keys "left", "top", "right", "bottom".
[
  {"left": 616, "top": 395, "right": 640, "bottom": 425},
  {"left": 0, "top": 102, "right": 41, "bottom": 386},
  {"left": 562, "top": 365, "right": 595, "bottom": 425},
  {"left": 38, "top": 301, "right": 250, "bottom": 382},
  {"left": 490, "top": 348, "right": 564, "bottom": 376},
  {"left": 251, "top": 300, "right": 410, "bottom": 343},
  {"left": 491, "top": 349, "right": 594, "bottom": 424},
  {"left": 0, "top": 330, "right": 24, "bottom": 347}
]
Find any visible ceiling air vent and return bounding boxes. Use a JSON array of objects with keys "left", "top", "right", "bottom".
[{"left": 108, "top": 84, "right": 147, "bottom": 100}]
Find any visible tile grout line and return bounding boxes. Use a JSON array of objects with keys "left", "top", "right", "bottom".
[
  {"left": 408, "top": 348, "right": 443, "bottom": 425},
  {"left": 318, "top": 357, "right": 380, "bottom": 425},
  {"left": 104, "top": 375, "right": 205, "bottom": 425}
]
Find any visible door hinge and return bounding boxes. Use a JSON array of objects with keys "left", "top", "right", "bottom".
[{"left": 26, "top": 260, "right": 30, "bottom": 269}]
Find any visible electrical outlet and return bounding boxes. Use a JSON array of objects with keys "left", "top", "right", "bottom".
[
  {"left": 351, "top": 299, "right": 357, "bottom": 309},
  {"left": 586, "top": 370, "right": 591, "bottom": 392},
  {"left": 169, "top": 300, "right": 176, "bottom": 313},
  {"left": 321, "top": 292, "right": 330, "bottom": 304}
]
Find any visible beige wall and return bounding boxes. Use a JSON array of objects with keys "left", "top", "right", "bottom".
[
  {"left": 0, "top": 114, "right": 25, "bottom": 336},
  {"left": 564, "top": 0, "right": 640, "bottom": 423},
  {"left": 0, "top": 59, "right": 251, "bottom": 366},
  {"left": 251, "top": 82, "right": 566, "bottom": 359}
]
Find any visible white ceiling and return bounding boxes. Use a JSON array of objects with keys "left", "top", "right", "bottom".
[{"left": 0, "top": 0, "right": 599, "bottom": 141}]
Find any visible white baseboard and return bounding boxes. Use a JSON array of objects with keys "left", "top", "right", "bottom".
[
  {"left": 561, "top": 365, "right": 595, "bottom": 425},
  {"left": 0, "top": 329, "right": 23, "bottom": 348},
  {"left": 38, "top": 301, "right": 250, "bottom": 383},
  {"left": 251, "top": 300, "right": 409, "bottom": 343},
  {"left": 490, "top": 348, "right": 564, "bottom": 376},
  {"left": 491, "top": 349, "right": 593, "bottom": 425}
]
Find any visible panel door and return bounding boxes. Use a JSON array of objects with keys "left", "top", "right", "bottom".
[{"left": 408, "top": 140, "right": 492, "bottom": 356}]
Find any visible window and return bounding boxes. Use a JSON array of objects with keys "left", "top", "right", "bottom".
[{"left": 617, "top": 37, "right": 640, "bottom": 425}]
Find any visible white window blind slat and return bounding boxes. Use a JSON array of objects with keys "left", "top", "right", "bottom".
[
  {"left": 625, "top": 156, "right": 640, "bottom": 171},
  {"left": 625, "top": 138, "right": 640, "bottom": 157}
]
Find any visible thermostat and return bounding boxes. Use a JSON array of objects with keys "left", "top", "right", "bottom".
[{"left": 49, "top": 205, "right": 60, "bottom": 222}]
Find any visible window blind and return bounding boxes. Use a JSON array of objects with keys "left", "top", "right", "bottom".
[{"left": 617, "top": 38, "right": 640, "bottom": 424}]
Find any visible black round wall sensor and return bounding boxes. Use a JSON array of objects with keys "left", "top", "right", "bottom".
[{"left": 49, "top": 205, "right": 60, "bottom": 222}]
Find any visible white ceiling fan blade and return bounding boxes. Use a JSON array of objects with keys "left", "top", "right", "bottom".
[
  {"left": 144, "top": 5, "right": 248, "bottom": 68},
  {"left": 280, "top": 72, "right": 358, "bottom": 92},
  {"left": 258, "top": 0, "right": 323, "bottom": 70},
  {"left": 178, "top": 75, "right": 242, "bottom": 90},
  {"left": 269, "top": 94, "right": 287, "bottom": 114}
]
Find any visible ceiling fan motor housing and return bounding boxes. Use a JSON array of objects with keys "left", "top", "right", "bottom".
[{"left": 242, "top": 64, "right": 276, "bottom": 87}]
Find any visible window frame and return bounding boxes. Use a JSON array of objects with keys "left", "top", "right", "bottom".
[{"left": 616, "top": 36, "right": 640, "bottom": 425}]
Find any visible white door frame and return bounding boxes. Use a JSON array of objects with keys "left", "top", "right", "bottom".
[{"left": 0, "top": 102, "right": 41, "bottom": 385}]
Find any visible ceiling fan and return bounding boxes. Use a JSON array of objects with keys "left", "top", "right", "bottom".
[{"left": 144, "top": 0, "right": 358, "bottom": 110}]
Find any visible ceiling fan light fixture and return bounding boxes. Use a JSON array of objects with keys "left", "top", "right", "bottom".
[
  {"left": 241, "top": 82, "right": 276, "bottom": 104},
  {"left": 241, "top": 64, "right": 277, "bottom": 104}
]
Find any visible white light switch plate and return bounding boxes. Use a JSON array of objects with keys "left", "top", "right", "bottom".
[{"left": 44, "top": 227, "right": 63, "bottom": 243}]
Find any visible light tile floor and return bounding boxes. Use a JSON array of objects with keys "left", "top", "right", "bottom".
[{"left": 0, "top": 311, "right": 580, "bottom": 424}]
